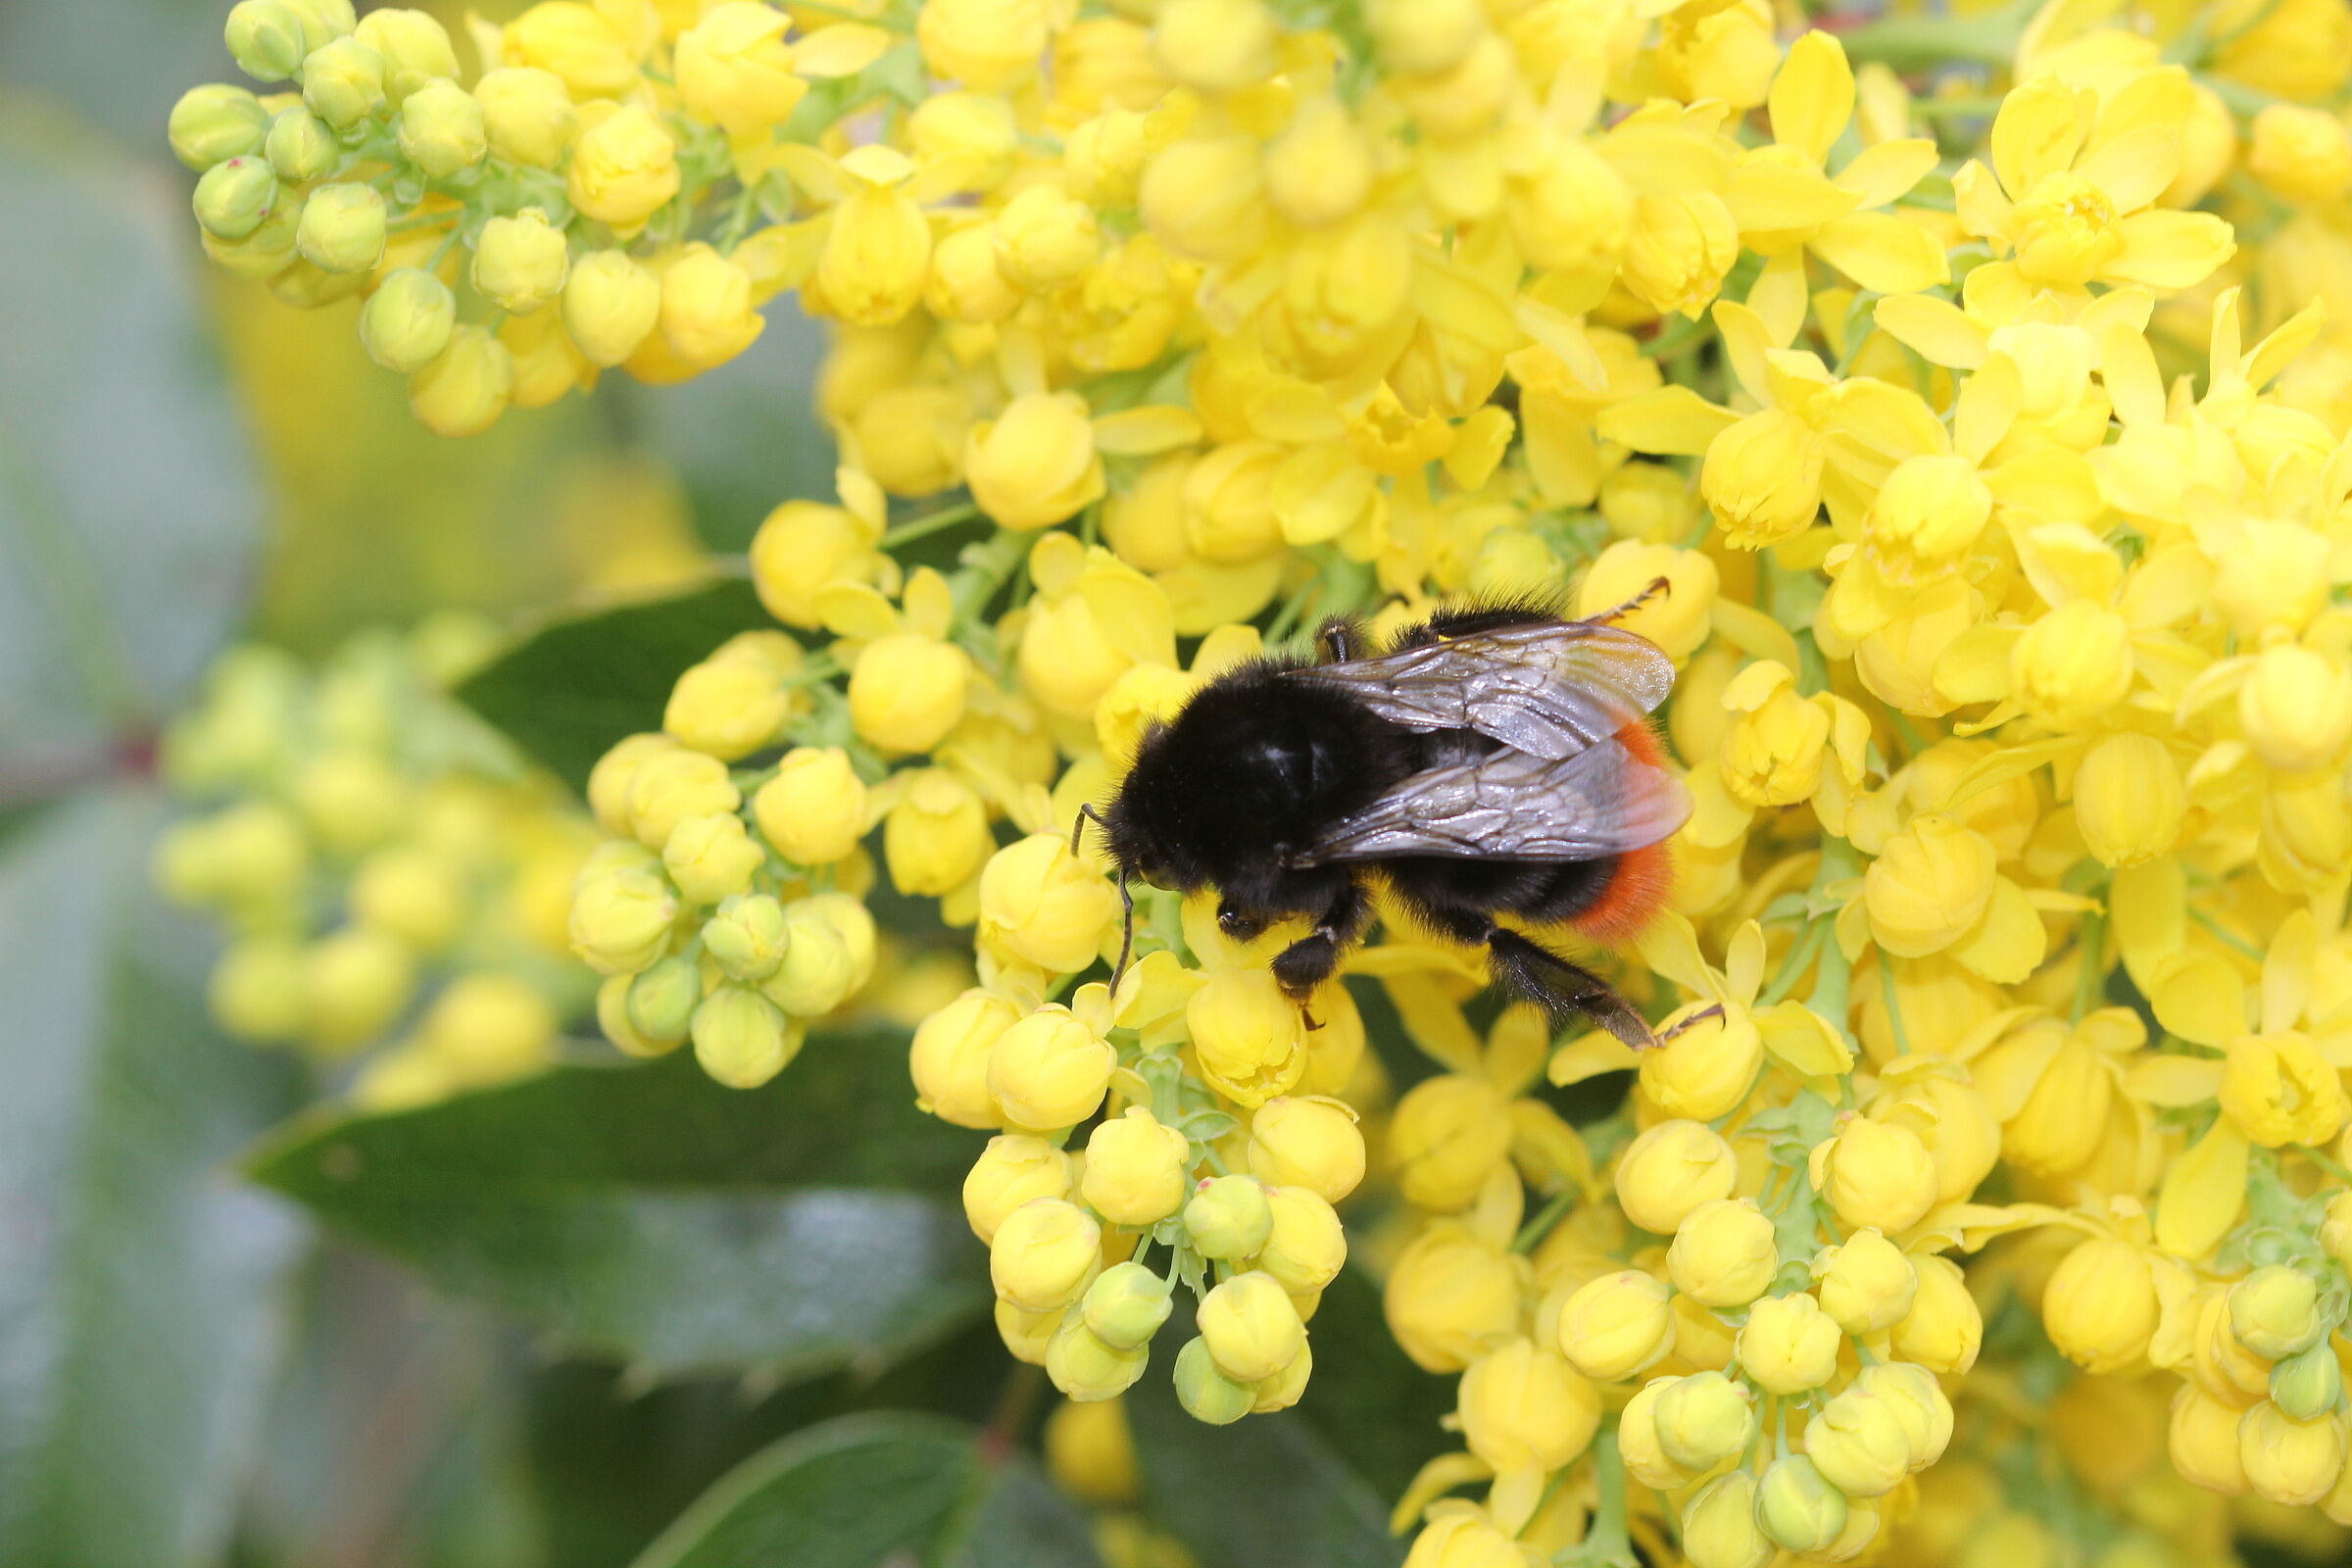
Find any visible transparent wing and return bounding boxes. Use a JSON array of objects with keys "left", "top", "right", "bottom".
[
  {"left": 1287, "top": 620, "right": 1676, "bottom": 760},
  {"left": 1291, "top": 737, "right": 1691, "bottom": 865}
]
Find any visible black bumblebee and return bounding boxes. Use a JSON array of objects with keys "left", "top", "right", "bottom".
[{"left": 1080, "top": 592, "right": 1690, "bottom": 1049}]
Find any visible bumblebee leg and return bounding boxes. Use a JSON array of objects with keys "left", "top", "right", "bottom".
[
  {"left": 1411, "top": 904, "right": 1661, "bottom": 1050},
  {"left": 1315, "top": 616, "right": 1361, "bottom": 664},
  {"left": 1585, "top": 575, "right": 1673, "bottom": 627},
  {"left": 1271, "top": 880, "right": 1370, "bottom": 1010},
  {"left": 1217, "top": 896, "right": 1270, "bottom": 944}
]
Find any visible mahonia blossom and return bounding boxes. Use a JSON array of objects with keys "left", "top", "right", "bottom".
[
  {"left": 155, "top": 616, "right": 596, "bottom": 1107},
  {"left": 174, "top": 0, "right": 2352, "bottom": 1559}
]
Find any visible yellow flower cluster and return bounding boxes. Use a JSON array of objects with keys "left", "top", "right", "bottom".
[
  {"left": 156, "top": 617, "right": 597, "bottom": 1106},
  {"left": 176, "top": 0, "right": 2352, "bottom": 1556}
]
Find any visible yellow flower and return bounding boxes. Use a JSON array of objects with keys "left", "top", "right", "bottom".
[
  {"left": 2247, "top": 104, "right": 2352, "bottom": 205},
  {"left": 988, "top": 1004, "right": 1114, "bottom": 1132},
  {"left": 475, "top": 67, "right": 577, "bottom": 167},
  {"left": 2220, "top": 1031, "right": 2349, "bottom": 1148},
  {"left": 1556, "top": 1269, "right": 1675, "bottom": 1383},
  {"left": 1187, "top": 965, "right": 1304, "bottom": 1107},
  {"left": 674, "top": 3, "right": 806, "bottom": 136},
  {"left": 566, "top": 103, "right": 679, "bottom": 233},
  {"left": 1081, "top": 1106, "right": 1193, "bottom": 1226},
  {"left": 813, "top": 145, "right": 933, "bottom": 326},
  {"left": 964, "top": 393, "right": 1105, "bottom": 531},
  {"left": 1457, "top": 1338, "right": 1599, "bottom": 1475},
  {"left": 505, "top": 1, "right": 641, "bottom": 97},
  {"left": 2041, "top": 1236, "right": 2159, "bottom": 1373}
]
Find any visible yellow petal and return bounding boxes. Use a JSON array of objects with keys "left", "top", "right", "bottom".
[
  {"left": 1769, "top": 30, "right": 1855, "bottom": 165},
  {"left": 1758, "top": 999, "right": 1854, "bottom": 1077},
  {"left": 1989, "top": 75, "right": 2088, "bottom": 201},
  {"left": 2264, "top": 909, "right": 2318, "bottom": 1036},
  {"left": 812, "top": 579, "right": 899, "bottom": 639},
  {"left": 2125, "top": 1054, "right": 2226, "bottom": 1106},
  {"left": 1633, "top": 910, "right": 1719, "bottom": 1000},
  {"left": 1808, "top": 211, "right": 1950, "bottom": 295},
  {"left": 2149, "top": 952, "right": 2248, "bottom": 1048},
  {"left": 791, "top": 22, "right": 893, "bottom": 76},
  {"left": 2106, "top": 210, "right": 2236, "bottom": 290},
  {"left": 1711, "top": 299, "right": 1779, "bottom": 405},
  {"left": 2071, "top": 123, "right": 2180, "bottom": 217},
  {"left": 901, "top": 565, "right": 956, "bottom": 639},
  {"left": 1726, "top": 157, "right": 1862, "bottom": 234},
  {"left": 1092, "top": 405, "right": 1202, "bottom": 456},
  {"left": 1832, "top": 137, "right": 1938, "bottom": 208},
  {"left": 1549, "top": 1029, "right": 1642, "bottom": 1086},
  {"left": 1708, "top": 597, "right": 1805, "bottom": 675},
  {"left": 1874, "top": 293, "right": 1989, "bottom": 370},
  {"left": 2153, "top": 1115, "right": 2247, "bottom": 1260},
  {"left": 1383, "top": 972, "right": 1487, "bottom": 1074},
  {"left": 1593, "top": 385, "right": 1738, "bottom": 455},
  {"left": 1951, "top": 159, "right": 2013, "bottom": 244},
  {"left": 1951, "top": 876, "right": 2045, "bottom": 984}
]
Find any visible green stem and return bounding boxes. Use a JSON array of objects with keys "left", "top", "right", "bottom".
[
  {"left": 1879, "top": 956, "right": 1912, "bottom": 1056},
  {"left": 2071, "top": 906, "right": 2107, "bottom": 1023},
  {"left": 882, "top": 499, "right": 981, "bottom": 550},
  {"left": 1835, "top": 0, "right": 2037, "bottom": 73},
  {"left": 1564, "top": 1427, "right": 1634, "bottom": 1567},
  {"left": 1513, "top": 1187, "right": 1579, "bottom": 1254},
  {"left": 1759, "top": 921, "right": 1827, "bottom": 1007},
  {"left": 1805, "top": 838, "right": 1860, "bottom": 1043}
]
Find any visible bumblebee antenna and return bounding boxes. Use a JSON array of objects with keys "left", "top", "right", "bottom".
[{"left": 1071, "top": 803, "right": 1136, "bottom": 993}]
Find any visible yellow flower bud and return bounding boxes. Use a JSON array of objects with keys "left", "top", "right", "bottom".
[
  {"left": 662, "top": 660, "right": 784, "bottom": 764},
  {"left": 475, "top": 67, "right": 578, "bottom": 167},
  {"left": 1740, "top": 1292, "right": 1842, "bottom": 1396},
  {"left": 1856, "top": 1361, "right": 1951, "bottom": 1467},
  {"left": 1814, "top": 1229, "right": 1918, "bottom": 1335},
  {"left": 471, "top": 208, "right": 568, "bottom": 316},
  {"left": 978, "top": 833, "right": 1116, "bottom": 974},
  {"left": 1247, "top": 1097, "right": 1365, "bottom": 1204},
  {"left": 760, "top": 898, "right": 858, "bottom": 1014},
  {"left": 1083, "top": 1262, "right": 1174, "bottom": 1353},
  {"left": 418, "top": 973, "right": 557, "bottom": 1080},
  {"left": 210, "top": 939, "right": 309, "bottom": 1042},
  {"left": 263, "top": 106, "right": 335, "bottom": 180},
  {"left": 295, "top": 181, "right": 383, "bottom": 273},
  {"left": 748, "top": 748, "right": 864, "bottom": 866},
  {"left": 1660, "top": 0, "right": 1776, "bottom": 106},
  {"left": 675, "top": 3, "right": 806, "bottom": 135},
  {"left": 995, "top": 1298, "right": 1063, "bottom": 1366},
  {"left": 993, "top": 184, "right": 1100, "bottom": 291},
  {"left": 963, "top": 393, "right": 1105, "bottom": 532},
  {"left": 2322, "top": 1192, "right": 2352, "bottom": 1274},
  {"left": 2072, "top": 732, "right": 2184, "bottom": 868},
  {"left": 659, "top": 243, "right": 764, "bottom": 371},
  {"left": 1458, "top": 1337, "right": 1599, "bottom": 1474},
  {"left": 691, "top": 984, "right": 799, "bottom": 1087},
  {"left": 358, "top": 268, "right": 455, "bottom": 373},
  {"left": 1758, "top": 1455, "right": 1848, "bottom": 1554},
  {"left": 923, "top": 222, "right": 1020, "bottom": 323},
  {"left": 409, "top": 324, "right": 514, "bottom": 437},
  {"left": 910, "top": 989, "right": 1016, "bottom": 1128},
  {"left": 1047, "top": 1315, "right": 1149, "bottom": 1401},
  {"left": 1257, "top": 1185, "right": 1346, "bottom": 1295},
  {"left": 1557, "top": 1269, "right": 1675, "bottom": 1382},
  {"left": 1890, "top": 1253, "right": 1981, "bottom": 1374},
  {"left": 1681, "top": 1470, "right": 1773, "bottom": 1568},
  {"left": 620, "top": 956, "right": 698, "bottom": 1048},
  {"left": 1640, "top": 1002, "right": 1764, "bottom": 1121},
  {"left": 1655, "top": 1369, "right": 1756, "bottom": 1473},
  {"left": 1387, "top": 1224, "right": 1524, "bottom": 1372},
  {"left": 192, "top": 156, "right": 279, "bottom": 241},
  {"left": 2010, "top": 600, "right": 2133, "bottom": 729},
  {"left": 226, "top": 1, "right": 308, "bottom": 79},
  {"left": 815, "top": 175, "right": 931, "bottom": 327},
  {"left": 1721, "top": 673, "right": 1831, "bottom": 809},
  {"left": 354, "top": 9, "right": 457, "bottom": 102},
  {"left": 305, "top": 928, "right": 416, "bottom": 1051},
  {"left": 2222, "top": 1032, "right": 2350, "bottom": 1148},
  {"left": 1152, "top": 0, "right": 1275, "bottom": 91},
  {"left": 702, "top": 895, "right": 788, "bottom": 986},
  {"left": 1509, "top": 137, "right": 1634, "bottom": 276},
  {"left": 1264, "top": 96, "right": 1373, "bottom": 228},
  {"left": 1181, "top": 440, "right": 1284, "bottom": 564},
  {"left": 2248, "top": 104, "right": 2352, "bottom": 204},
  {"left": 988, "top": 1004, "right": 1113, "bottom": 1131},
  {"left": 567, "top": 104, "right": 679, "bottom": 233},
  {"left": 2273, "top": 1342, "right": 2343, "bottom": 1422},
  {"left": 849, "top": 635, "right": 969, "bottom": 754},
  {"left": 1667, "top": 1198, "right": 1778, "bottom": 1309},
  {"left": 991, "top": 1197, "right": 1102, "bottom": 1311},
  {"left": 1804, "top": 1388, "right": 1911, "bottom": 1499},
  {"left": 302, "top": 36, "right": 385, "bottom": 128},
  {"left": 568, "top": 866, "right": 677, "bottom": 974},
  {"left": 2230, "top": 1265, "right": 2324, "bottom": 1360},
  {"left": 585, "top": 734, "right": 673, "bottom": 837},
  {"left": 883, "top": 768, "right": 990, "bottom": 896},
  {"left": 1173, "top": 1334, "right": 1254, "bottom": 1425},
  {"left": 1082, "top": 1106, "right": 1193, "bottom": 1226},
  {"left": 397, "top": 78, "right": 485, "bottom": 176},
  {"left": 1197, "top": 1270, "right": 1303, "bottom": 1382},
  {"left": 1864, "top": 813, "right": 1995, "bottom": 957},
  {"left": 1184, "top": 1173, "right": 1274, "bottom": 1260},
  {"left": 962, "top": 1134, "right": 1071, "bottom": 1242},
  {"left": 506, "top": 1, "right": 641, "bottom": 97},
  {"left": 1701, "top": 409, "right": 1821, "bottom": 551},
  {"left": 1388, "top": 1073, "right": 1512, "bottom": 1212},
  {"left": 2241, "top": 1399, "right": 2346, "bottom": 1506},
  {"left": 2042, "top": 1236, "right": 2159, "bottom": 1374},
  {"left": 171, "top": 83, "right": 270, "bottom": 168},
  {"left": 2213, "top": 518, "right": 2331, "bottom": 636},
  {"left": 1187, "top": 966, "right": 1304, "bottom": 1108},
  {"left": 1252, "top": 1336, "right": 1314, "bottom": 1413},
  {"left": 1865, "top": 453, "right": 1991, "bottom": 581},
  {"left": 1140, "top": 135, "right": 1265, "bottom": 264},
  {"left": 1821, "top": 1113, "right": 1937, "bottom": 1235},
  {"left": 2240, "top": 641, "right": 2352, "bottom": 772},
  {"left": 1615, "top": 1119, "right": 1738, "bottom": 1236},
  {"left": 2169, "top": 1383, "right": 2250, "bottom": 1495},
  {"left": 349, "top": 847, "right": 463, "bottom": 950},
  {"left": 626, "top": 748, "right": 741, "bottom": 851},
  {"left": 915, "top": 0, "right": 1048, "bottom": 90},
  {"left": 562, "top": 248, "right": 661, "bottom": 367}
]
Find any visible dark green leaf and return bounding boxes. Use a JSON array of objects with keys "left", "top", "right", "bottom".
[
  {"left": 246, "top": 1036, "right": 990, "bottom": 1379},
  {"left": 0, "top": 143, "right": 260, "bottom": 788},
  {"left": 1127, "top": 1367, "right": 1405, "bottom": 1568},
  {"left": 456, "top": 576, "right": 781, "bottom": 794},
  {"left": 630, "top": 1411, "right": 1100, "bottom": 1568},
  {"left": 1288, "top": 1264, "right": 1453, "bottom": 1501},
  {"left": 0, "top": 789, "right": 307, "bottom": 1568}
]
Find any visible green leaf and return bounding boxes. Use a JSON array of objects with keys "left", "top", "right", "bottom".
[
  {"left": 0, "top": 143, "right": 260, "bottom": 788},
  {"left": 1126, "top": 1369, "right": 1405, "bottom": 1568},
  {"left": 0, "top": 789, "right": 307, "bottom": 1568},
  {"left": 246, "top": 1036, "right": 990, "bottom": 1379},
  {"left": 1286, "top": 1265, "right": 1453, "bottom": 1502},
  {"left": 456, "top": 575, "right": 781, "bottom": 794},
  {"left": 629, "top": 1411, "right": 1102, "bottom": 1568}
]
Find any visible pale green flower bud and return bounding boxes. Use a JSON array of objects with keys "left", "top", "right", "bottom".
[
  {"left": 294, "top": 181, "right": 384, "bottom": 272},
  {"left": 1184, "top": 1174, "right": 1273, "bottom": 1260},
  {"left": 761, "top": 900, "right": 858, "bottom": 1015},
  {"left": 1803, "top": 1389, "right": 1911, "bottom": 1498},
  {"left": 1251, "top": 1336, "right": 1312, "bottom": 1412},
  {"left": 624, "top": 955, "right": 700, "bottom": 1046},
  {"left": 1680, "top": 1470, "right": 1772, "bottom": 1568},
  {"left": 193, "top": 156, "right": 278, "bottom": 239},
  {"left": 472, "top": 208, "right": 569, "bottom": 314},
  {"left": 265, "top": 107, "right": 336, "bottom": 180},
  {"left": 703, "top": 894, "right": 789, "bottom": 982},
  {"left": 2272, "top": 1340, "right": 2344, "bottom": 1422},
  {"left": 169, "top": 84, "right": 270, "bottom": 168},
  {"left": 475, "top": 67, "right": 578, "bottom": 168},
  {"left": 1853, "top": 1361, "right": 1952, "bottom": 1467},
  {"left": 1196, "top": 1270, "right": 1303, "bottom": 1382},
  {"left": 225, "top": 0, "right": 307, "bottom": 80},
  {"left": 1047, "top": 1316, "right": 1149, "bottom": 1401},
  {"left": 690, "top": 984, "right": 800, "bottom": 1088},
  {"left": 1173, "top": 1335, "right": 1254, "bottom": 1425},
  {"left": 563, "top": 248, "right": 661, "bottom": 366},
  {"left": 1084, "top": 1261, "right": 1174, "bottom": 1349},
  {"left": 2231, "top": 1265, "right": 2326, "bottom": 1359},
  {"left": 359, "top": 268, "right": 455, "bottom": 373},
  {"left": 398, "top": 78, "right": 486, "bottom": 177},
  {"left": 279, "top": 0, "right": 355, "bottom": 47},
  {"left": 1654, "top": 1369, "right": 1756, "bottom": 1473},
  {"left": 1756, "top": 1455, "right": 1848, "bottom": 1554},
  {"left": 202, "top": 198, "right": 301, "bottom": 279},
  {"left": 354, "top": 8, "right": 459, "bottom": 103},
  {"left": 302, "top": 37, "right": 385, "bottom": 130}
]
